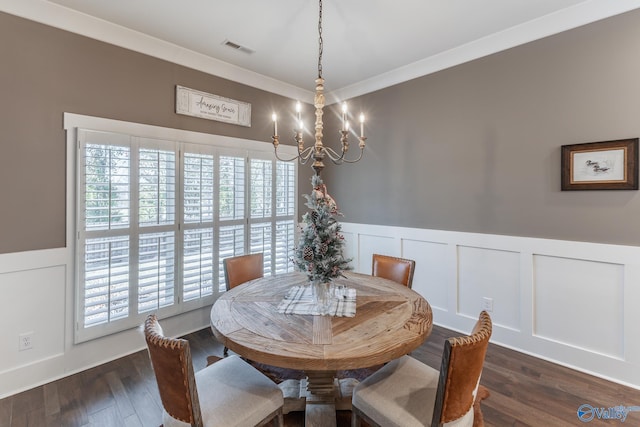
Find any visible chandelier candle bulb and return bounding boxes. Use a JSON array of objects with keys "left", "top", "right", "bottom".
[
  {"left": 272, "top": 113, "right": 278, "bottom": 136},
  {"left": 296, "top": 102, "right": 302, "bottom": 122},
  {"left": 359, "top": 113, "right": 365, "bottom": 137},
  {"left": 342, "top": 102, "right": 348, "bottom": 130}
]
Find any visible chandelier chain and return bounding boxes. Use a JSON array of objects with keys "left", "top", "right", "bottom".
[{"left": 318, "top": 0, "right": 323, "bottom": 78}]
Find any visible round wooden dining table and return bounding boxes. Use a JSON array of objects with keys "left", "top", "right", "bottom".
[{"left": 210, "top": 271, "right": 433, "bottom": 427}]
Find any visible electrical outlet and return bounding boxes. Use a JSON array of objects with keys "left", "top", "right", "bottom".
[
  {"left": 19, "top": 332, "right": 34, "bottom": 351},
  {"left": 481, "top": 297, "right": 493, "bottom": 312}
]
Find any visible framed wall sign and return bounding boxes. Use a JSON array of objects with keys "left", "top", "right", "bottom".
[
  {"left": 175, "top": 85, "right": 251, "bottom": 127},
  {"left": 561, "top": 138, "right": 638, "bottom": 190}
]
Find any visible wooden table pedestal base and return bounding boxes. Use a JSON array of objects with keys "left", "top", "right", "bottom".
[{"left": 279, "top": 372, "right": 359, "bottom": 427}]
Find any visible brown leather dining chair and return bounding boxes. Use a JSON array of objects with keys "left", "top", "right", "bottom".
[
  {"left": 223, "top": 252, "right": 264, "bottom": 290},
  {"left": 372, "top": 254, "right": 416, "bottom": 288},
  {"left": 222, "top": 253, "right": 264, "bottom": 356},
  {"left": 351, "top": 311, "right": 492, "bottom": 427},
  {"left": 144, "top": 314, "right": 284, "bottom": 427}
]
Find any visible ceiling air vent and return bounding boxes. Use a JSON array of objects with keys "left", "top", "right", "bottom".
[{"left": 222, "top": 39, "right": 254, "bottom": 54}]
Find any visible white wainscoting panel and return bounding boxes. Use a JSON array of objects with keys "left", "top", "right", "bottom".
[
  {"left": 458, "top": 246, "right": 521, "bottom": 330},
  {"left": 533, "top": 255, "right": 624, "bottom": 358},
  {"left": 403, "top": 239, "right": 449, "bottom": 312},
  {"left": 356, "top": 233, "right": 396, "bottom": 272},
  {"left": 341, "top": 222, "right": 640, "bottom": 389},
  {"left": 341, "top": 231, "right": 357, "bottom": 271},
  {"left": 0, "top": 264, "right": 66, "bottom": 371},
  {"left": 0, "top": 247, "right": 213, "bottom": 399}
]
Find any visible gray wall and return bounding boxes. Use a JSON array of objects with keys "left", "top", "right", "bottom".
[
  {"left": 0, "top": 12, "right": 312, "bottom": 254},
  {"left": 324, "top": 9, "right": 640, "bottom": 246},
  {"left": 3, "top": 8, "right": 640, "bottom": 253}
]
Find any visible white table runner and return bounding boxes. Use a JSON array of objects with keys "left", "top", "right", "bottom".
[{"left": 276, "top": 285, "right": 356, "bottom": 317}]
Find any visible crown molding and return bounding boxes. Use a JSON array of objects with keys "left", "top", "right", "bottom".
[
  {"left": 2, "top": 0, "right": 640, "bottom": 104},
  {"left": 0, "top": 0, "right": 314, "bottom": 102},
  {"left": 329, "top": 0, "right": 640, "bottom": 102}
]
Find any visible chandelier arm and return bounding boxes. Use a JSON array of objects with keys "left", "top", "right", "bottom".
[
  {"left": 338, "top": 147, "right": 365, "bottom": 164},
  {"left": 322, "top": 146, "right": 350, "bottom": 164},
  {"left": 322, "top": 146, "right": 344, "bottom": 160},
  {"left": 273, "top": 145, "right": 315, "bottom": 163},
  {"left": 273, "top": 148, "right": 304, "bottom": 163},
  {"left": 298, "top": 146, "right": 315, "bottom": 164},
  {"left": 322, "top": 145, "right": 365, "bottom": 165}
]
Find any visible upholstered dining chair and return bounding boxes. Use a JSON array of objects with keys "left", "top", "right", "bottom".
[
  {"left": 223, "top": 252, "right": 264, "bottom": 290},
  {"left": 371, "top": 254, "right": 416, "bottom": 288},
  {"left": 144, "top": 314, "right": 284, "bottom": 427},
  {"left": 222, "top": 253, "right": 264, "bottom": 356},
  {"left": 351, "top": 311, "right": 493, "bottom": 427}
]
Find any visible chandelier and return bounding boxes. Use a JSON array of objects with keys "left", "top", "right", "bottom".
[{"left": 271, "top": 0, "right": 367, "bottom": 176}]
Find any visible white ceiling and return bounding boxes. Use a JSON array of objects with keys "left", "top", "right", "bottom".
[{"left": 3, "top": 0, "right": 640, "bottom": 102}]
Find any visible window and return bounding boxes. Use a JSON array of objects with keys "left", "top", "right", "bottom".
[{"left": 74, "top": 124, "right": 297, "bottom": 342}]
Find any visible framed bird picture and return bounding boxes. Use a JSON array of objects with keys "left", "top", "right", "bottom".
[{"left": 561, "top": 138, "right": 638, "bottom": 190}]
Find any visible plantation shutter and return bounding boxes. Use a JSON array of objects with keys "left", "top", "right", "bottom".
[
  {"left": 249, "top": 158, "right": 273, "bottom": 275},
  {"left": 218, "top": 155, "right": 246, "bottom": 289},
  {"left": 275, "top": 162, "right": 296, "bottom": 274},
  {"left": 136, "top": 140, "right": 178, "bottom": 313},
  {"left": 182, "top": 151, "right": 215, "bottom": 301},
  {"left": 74, "top": 118, "right": 298, "bottom": 343},
  {"left": 79, "top": 130, "right": 132, "bottom": 328}
]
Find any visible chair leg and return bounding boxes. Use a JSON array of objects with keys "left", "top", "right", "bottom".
[
  {"left": 351, "top": 409, "right": 360, "bottom": 427},
  {"left": 473, "top": 385, "right": 490, "bottom": 427},
  {"left": 275, "top": 409, "right": 284, "bottom": 427}
]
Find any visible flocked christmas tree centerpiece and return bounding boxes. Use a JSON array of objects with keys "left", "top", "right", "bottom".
[{"left": 292, "top": 174, "right": 352, "bottom": 300}]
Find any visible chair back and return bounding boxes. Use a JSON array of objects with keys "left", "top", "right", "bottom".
[
  {"left": 431, "top": 311, "right": 492, "bottom": 426},
  {"left": 371, "top": 254, "right": 416, "bottom": 288},
  {"left": 223, "top": 253, "right": 264, "bottom": 290},
  {"left": 144, "top": 314, "right": 202, "bottom": 426}
]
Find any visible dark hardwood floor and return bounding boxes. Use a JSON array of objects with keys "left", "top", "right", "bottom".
[{"left": 1, "top": 324, "right": 638, "bottom": 426}]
